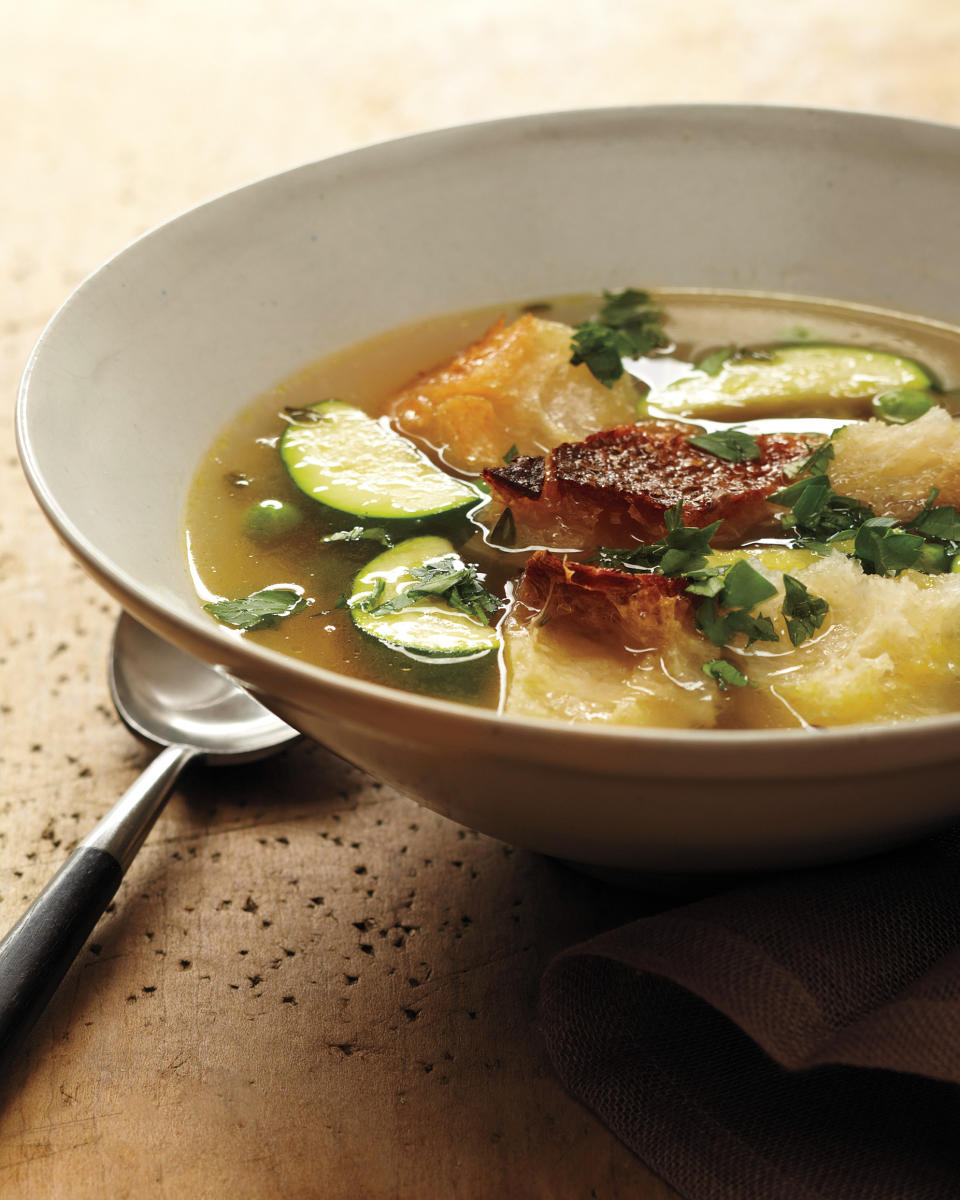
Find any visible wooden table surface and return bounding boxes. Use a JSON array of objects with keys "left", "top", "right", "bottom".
[{"left": 3, "top": 3, "right": 959, "bottom": 1196}]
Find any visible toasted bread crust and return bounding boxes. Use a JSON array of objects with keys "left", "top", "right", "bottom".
[
  {"left": 512, "top": 551, "right": 692, "bottom": 641},
  {"left": 484, "top": 422, "right": 821, "bottom": 548}
]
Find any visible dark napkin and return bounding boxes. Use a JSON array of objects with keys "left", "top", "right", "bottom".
[{"left": 541, "top": 829, "right": 960, "bottom": 1200}]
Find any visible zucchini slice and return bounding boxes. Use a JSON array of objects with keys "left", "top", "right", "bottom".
[
  {"left": 280, "top": 400, "right": 481, "bottom": 522},
  {"left": 650, "top": 346, "right": 933, "bottom": 421},
  {"left": 349, "top": 536, "right": 501, "bottom": 660}
]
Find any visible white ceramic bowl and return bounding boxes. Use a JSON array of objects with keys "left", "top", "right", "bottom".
[{"left": 18, "top": 106, "right": 960, "bottom": 871}]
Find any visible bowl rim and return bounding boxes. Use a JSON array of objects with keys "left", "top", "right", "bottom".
[{"left": 18, "top": 100, "right": 960, "bottom": 762}]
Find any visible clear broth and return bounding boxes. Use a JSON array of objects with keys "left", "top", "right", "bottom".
[{"left": 184, "top": 290, "right": 960, "bottom": 718}]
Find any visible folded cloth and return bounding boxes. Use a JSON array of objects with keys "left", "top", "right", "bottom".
[{"left": 540, "top": 829, "right": 960, "bottom": 1200}]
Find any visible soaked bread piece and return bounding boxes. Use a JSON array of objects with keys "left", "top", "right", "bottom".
[
  {"left": 829, "top": 407, "right": 960, "bottom": 520},
  {"left": 384, "top": 314, "right": 640, "bottom": 473},
  {"left": 720, "top": 550, "right": 960, "bottom": 728},
  {"left": 484, "top": 422, "right": 821, "bottom": 549},
  {"left": 501, "top": 552, "right": 720, "bottom": 727}
]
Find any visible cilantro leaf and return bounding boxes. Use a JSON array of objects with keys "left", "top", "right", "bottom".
[
  {"left": 694, "top": 597, "right": 731, "bottom": 647},
  {"left": 204, "top": 587, "right": 308, "bottom": 631},
  {"left": 569, "top": 324, "right": 632, "bottom": 387},
  {"left": 592, "top": 504, "right": 721, "bottom": 576},
  {"left": 503, "top": 444, "right": 520, "bottom": 464},
  {"left": 367, "top": 556, "right": 501, "bottom": 625},
  {"left": 781, "top": 575, "right": 830, "bottom": 647},
  {"left": 597, "top": 288, "right": 655, "bottom": 327},
  {"left": 687, "top": 428, "right": 761, "bottom": 463},
  {"left": 696, "top": 346, "right": 735, "bottom": 376},
  {"left": 853, "top": 519, "right": 924, "bottom": 576},
  {"left": 321, "top": 526, "right": 392, "bottom": 546},
  {"left": 771, "top": 471, "right": 874, "bottom": 544},
  {"left": 703, "top": 659, "right": 752, "bottom": 691},
  {"left": 569, "top": 288, "right": 666, "bottom": 386},
  {"left": 910, "top": 500, "right": 960, "bottom": 542},
  {"left": 360, "top": 577, "right": 387, "bottom": 611},
  {"left": 683, "top": 566, "right": 729, "bottom": 598},
  {"left": 719, "top": 559, "right": 778, "bottom": 609}
]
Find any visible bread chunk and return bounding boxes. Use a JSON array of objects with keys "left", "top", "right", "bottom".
[
  {"left": 384, "top": 314, "right": 640, "bottom": 473},
  {"left": 716, "top": 550, "right": 960, "bottom": 728},
  {"left": 829, "top": 408, "right": 960, "bottom": 520},
  {"left": 484, "top": 422, "right": 820, "bottom": 549},
  {"left": 502, "top": 552, "right": 720, "bottom": 727}
]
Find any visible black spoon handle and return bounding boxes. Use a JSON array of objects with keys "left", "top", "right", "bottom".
[{"left": 0, "top": 744, "right": 197, "bottom": 1056}]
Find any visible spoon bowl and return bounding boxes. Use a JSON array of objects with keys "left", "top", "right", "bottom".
[
  {"left": 0, "top": 612, "right": 299, "bottom": 1056},
  {"left": 110, "top": 612, "right": 297, "bottom": 760}
]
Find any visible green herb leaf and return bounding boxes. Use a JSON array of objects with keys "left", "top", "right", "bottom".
[
  {"left": 569, "top": 324, "right": 631, "bottom": 387},
  {"left": 204, "top": 587, "right": 308, "bottom": 631},
  {"left": 321, "top": 526, "right": 392, "bottom": 546},
  {"left": 781, "top": 575, "right": 830, "bottom": 646},
  {"left": 360, "top": 577, "right": 387, "bottom": 611},
  {"left": 592, "top": 505, "right": 721, "bottom": 575},
  {"left": 720, "top": 559, "right": 778, "bottom": 609},
  {"left": 683, "top": 566, "right": 729, "bottom": 598},
  {"left": 569, "top": 288, "right": 666, "bottom": 386},
  {"left": 703, "top": 659, "right": 752, "bottom": 691},
  {"left": 799, "top": 439, "right": 837, "bottom": 476},
  {"left": 503, "top": 444, "right": 520, "bottom": 464},
  {"left": 853, "top": 519, "right": 924, "bottom": 576},
  {"left": 694, "top": 597, "right": 731, "bottom": 647},
  {"left": 696, "top": 346, "right": 735, "bottom": 376},
  {"left": 597, "top": 288, "right": 653, "bottom": 326},
  {"left": 687, "top": 428, "right": 761, "bottom": 463},
  {"left": 368, "top": 556, "right": 501, "bottom": 625},
  {"left": 724, "top": 609, "right": 778, "bottom": 647},
  {"left": 910, "top": 501, "right": 960, "bottom": 542}
]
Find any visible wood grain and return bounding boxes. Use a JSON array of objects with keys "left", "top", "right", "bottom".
[{"left": 2, "top": 1, "right": 958, "bottom": 1196}]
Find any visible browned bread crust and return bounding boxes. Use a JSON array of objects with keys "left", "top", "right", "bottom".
[{"left": 484, "top": 422, "right": 821, "bottom": 548}]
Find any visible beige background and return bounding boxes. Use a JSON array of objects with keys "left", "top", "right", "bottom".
[{"left": 3, "top": 2, "right": 960, "bottom": 1197}]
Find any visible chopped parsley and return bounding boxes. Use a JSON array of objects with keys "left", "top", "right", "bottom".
[
  {"left": 593, "top": 503, "right": 720, "bottom": 576},
  {"left": 772, "top": 439, "right": 960, "bottom": 574},
  {"left": 692, "top": 561, "right": 778, "bottom": 650},
  {"left": 365, "top": 557, "right": 501, "bottom": 625},
  {"left": 359, "top": 578, "right": 386, "bottom": 611},
  {"left": 781, "top": 574, "right": 830, "bottom": 647},
  {"left": 569, "top": 288, "right": 666, "bottom": 387},
  {"left": 770, "top": 457, "right": 874, "bottom": 547},
  {"left": 703, "top": 660, "right": 752, "bottom": 691},
  {"left": 594, "top": 511, "right": 830, "bottom": 689},
  {"left": 204, "top": 587, "right": 308, "bottom": 631},
  {"left": 687, "top": 428, "right": 761, "bottom": 463},
  {"left": 321, "top": 526, "right": 392, "bottom": 547},
  {"left": 853, "top": 519, "right": 925, "bottom": 576},
  {"left": 910, "top": 489, "right": 960, "bottom": 541}
]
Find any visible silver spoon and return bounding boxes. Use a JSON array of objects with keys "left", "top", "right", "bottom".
[{"left": 0, "top": 612, "right": 298, "bottom": 1054}]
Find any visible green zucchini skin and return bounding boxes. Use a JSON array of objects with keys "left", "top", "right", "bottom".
[
  {"left": 650, "top": 345, "right": 934, "bottom": 421},
  {"left": 280, "top": 400, "right": 482, "bottom": 524},
  {"left": 349, "top": 536, "right": 500, "bottom": 661}
]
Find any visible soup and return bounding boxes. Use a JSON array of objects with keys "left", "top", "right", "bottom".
[{"left": 185, "top": 290, "right": 960, "bottom": 730}]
